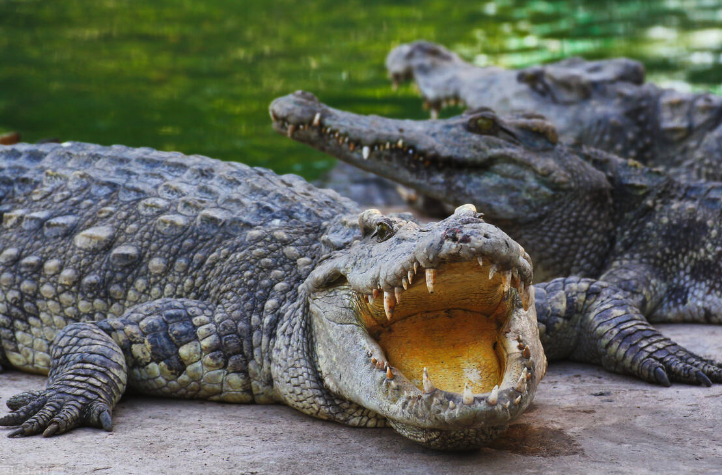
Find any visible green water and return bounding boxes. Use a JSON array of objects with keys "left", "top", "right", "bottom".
[{"left": 2, "top": 0, "right": 722, "bottom": 180}]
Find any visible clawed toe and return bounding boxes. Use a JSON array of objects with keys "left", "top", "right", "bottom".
[
  {"left": 653, "top": 366, "right": 671, "bottom": 387},
  {"left": 0, "top": 388, "right": 114, "bottom": 437}
]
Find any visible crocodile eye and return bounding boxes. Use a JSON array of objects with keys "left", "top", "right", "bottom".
[
  {"left": 476, "top": 117, "right": 495, "bottom": 132},
  {"left": 466, "top": 112, "right": 499, "bottom": 135},
  {"left": 373, "top": 221, "right": 394, "bottom": 242}
]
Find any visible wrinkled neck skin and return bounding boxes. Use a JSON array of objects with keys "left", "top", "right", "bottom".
[
  {"left": 270, "top": 91, "right": 621, "bottom": 282},
  {"left": 271, "top": 206, "right": 546, "bottom": 450},
  {"left": 270, "top": 212, "right": 383, "bottom": 426}
]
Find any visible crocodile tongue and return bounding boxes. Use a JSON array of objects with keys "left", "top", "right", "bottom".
[
  {"left": 360, "top": 260, "right": 510, "bottom": 394},
  {"left": 377, "top": 309, "right": 501, "bottom": 394}
]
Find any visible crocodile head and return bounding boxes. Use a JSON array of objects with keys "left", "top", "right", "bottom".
[
  {"left": 270, "top": 91, "right": 613, "bottom": 281},
  {"left": 296, "top": 204, "right": 545, "bottom": 450},
  {"left": 385, "top": 41, "right": 646, "bottom": 117},
  {"left": 385, "top": 40, "right": 482, "bottom": 115}
]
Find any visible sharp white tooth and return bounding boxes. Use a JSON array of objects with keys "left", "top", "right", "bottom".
[
  {"left": 487, "top": 385, "right": 499, "bottom": 405},
  {"left": 362, "top": 146, "right": 370, "bottom": 159},
  {"left": 489, "top": 263, "right": 499, "bottom": 280},
  {"left": 454, "top": 203, "right": 477, "bottom": 214},
  {"left": 462, "top": 382, "right": 474, "bottom": 405},
  {"left": 516, "top": 368, "right": 528, "bottom": 393},
  {"left": 386, "top": 367, "right": 394, "bottom": 380},
  {"left": 383, "top": 291, "right": 395, "bottom": 320},
  {"left": 425, "top": 269, "right": 436, "bottom": 294},
  {"left": 477, "top": 256, "right": 483, "bottom": 267},
  {"left": 394, "top": 287, "right": 403, "bottom": 303},
  {"left": 312, "top": 112, "right": 321, "bottom": 126},
  {"left": 501, "top": 271, "right": 511, "bottom": 292},
  {"left": 402, "top": 278, "right": 408, "bottom": 290},
  {"left": 413, "top": 262, "right": 419, "bottom": 274},
  {"left": 397, "top": 139, "right": 404, "bottom": 148},
  {"left": 287, "top": 124, "right": 296, "bottom": 138},
  {"left": 422, "top": 367, "right": 435, "bottom": 394},
  {"left": 407, "top": 270, "right": 414, "bottom": 285},
  {"left": 522, "top": 282, "right": 532, "bottom": 311},
  {"left": 449, "top": 401, "right": 456, "bottom": 410},
  {"left": 514, "top": 395, "right": 522, "bottom": 405}
]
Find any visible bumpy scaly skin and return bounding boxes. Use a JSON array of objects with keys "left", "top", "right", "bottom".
[
  {"left": 0, "top": 142, "right": 547, "bottom": 449},
  {"left": 386, "top": 41, "right": 722, "bottom": 181},
  {"left": 271, "top": 91, "right": 722, "bottom": 387},
  {"left": 0, "top": 142, "right": 355, "bottom": 431}
]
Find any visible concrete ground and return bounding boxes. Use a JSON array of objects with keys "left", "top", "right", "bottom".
[{"left": 0, "top": 324, "right": 721, "bottom": 475}]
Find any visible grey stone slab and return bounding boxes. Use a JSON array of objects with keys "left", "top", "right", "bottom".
[{"left": 0, "top": 324, "right": 720, "bottom": 475}]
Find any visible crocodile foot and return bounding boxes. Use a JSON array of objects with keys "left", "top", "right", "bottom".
[
  {"left": 648, "top": 342, "right": 722, "bottom": 387},
  {"left": 601, "top": 329, "right": 722, "bottom": 387},
  {"left": 0, "top": 386, "right": 114, "bottom": 437}
]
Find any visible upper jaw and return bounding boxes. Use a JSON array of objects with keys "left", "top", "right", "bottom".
[
  {"left": 385, "top": 41, "right": 494, "bottom": 116},
  {"left": 269, "top": 91, "right": 512, "bottom": 171},
  {"left": 307, "top": 205, "right": 533, "bottom": 307},
  {"left": 269, "top": 90, "right": 480, "bottom": 161},
  {"left": 270, "top": 91, "right": 570, "bottom": 219},
  {"left": 306, "top": 206, "right": 545, "bottom": 438}
]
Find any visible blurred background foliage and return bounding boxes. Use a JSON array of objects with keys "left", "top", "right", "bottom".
[{"left": 1, "top": 0, "right": 721, "bottom": 180}]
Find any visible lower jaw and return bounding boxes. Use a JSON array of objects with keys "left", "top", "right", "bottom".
[{"left": 389, "top": 420, "right": 508, "bottom": 450}]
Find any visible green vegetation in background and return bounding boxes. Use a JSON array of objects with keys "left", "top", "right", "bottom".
[{"left": 1, "top": 0, "right": 722, "bottom": 180}]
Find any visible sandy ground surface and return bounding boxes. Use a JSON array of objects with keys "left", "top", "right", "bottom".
[{"left": 0, "top": 324, "right": 720, "bottom": 475}]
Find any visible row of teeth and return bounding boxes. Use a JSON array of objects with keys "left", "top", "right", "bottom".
[
  {"left": 367, "top": 333, "right": 534, "bottom": 408},
  {"left": 273, "top": 112, "right": 433, "bottom": 164},
  {"left": 423, "top": 96, "right": 467, "bottom": 119},
  {"left": 363, "top": 257, "right": 524, "bottom": 321}
]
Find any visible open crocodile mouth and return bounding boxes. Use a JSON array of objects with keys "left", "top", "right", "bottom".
[
  {"left": 357, "top": 259, "right": 525, "bottom": 397},
  {"left": 308, "top": 218, "right": 540, "bottom": 425},
  {"left": 305, "top": 206, "right": 544, "bottom": 449}
]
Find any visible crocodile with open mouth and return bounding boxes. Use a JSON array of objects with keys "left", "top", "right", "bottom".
[
  {"left": 271, "top": 91, "right": 722, "bottom": 392},
  {"left": 386, "top": 41, "right": 722, "bottom": 181},
  {"left": 0, "top": 141, "right": 546, "bottom": 449}
]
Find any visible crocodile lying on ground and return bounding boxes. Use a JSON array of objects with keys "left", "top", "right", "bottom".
[
  {"left": 271, "top": 90, "right": 722, "bottom": 388},
  {"left": 0, "top": 141, "right": 549, "bottom": 450},
  {"left": 386, "top": 41, "right": 722, "bottom": 181}
]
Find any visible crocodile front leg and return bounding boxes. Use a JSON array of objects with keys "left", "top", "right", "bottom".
[
  {"left": 534, "top": 277, "right": 722, "bottom": 386},
  {"left": 0, "top": 322, "right": 127, "bottom": 437},
  {"left": 1, "top": 298, "right": 252, "bottom": 437}
]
